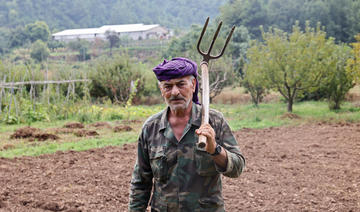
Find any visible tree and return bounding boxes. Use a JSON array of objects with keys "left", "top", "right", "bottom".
[
  {"left": 67, "top": 39, "right": 90, "bottom": 61},
  {"left": 227, "top": 25, "right": 251, "bottom": 71},
  {"left": 323, "top": 44, "right": 354, "bottom": 110},
  {"left": 346, "top": 34, "right": 360, "bottom": 83},
  {"left": 9, "top": 26, "right": 28, "bottom": 48},
  {"left": 25, "top": 21, "right": 50, "bottom": 43},
  {"left": 220, "top": 0, "right": 268, "bottom": 39},
  {"left": 0, "top": 27, "right": 10, "bottom": 54},
  {"left": 30, "top": 40, "right": 50, "bottom": 63},
  {"left": 89, "top": 55, "right": 145, "bottom": 104},
  {"left": 242, "top": 50, "right": 269, "bottom": 107},
  {"left": 247, "top": 23, "right": 337, "bottom": 112},
  {"left": 105, "top": 30, "right": 120, "bottom": 56},
  {"left": 220, "top": 0, "right": 360, "bottom": 43}
]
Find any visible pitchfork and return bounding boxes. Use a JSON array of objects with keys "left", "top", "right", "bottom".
[{"left": 197, "top": 17, "right": 235, "bottom": 149}]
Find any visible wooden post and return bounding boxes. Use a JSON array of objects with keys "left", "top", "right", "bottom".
[{"left": 0, "top": 75, "right": 6, "bottom": 114}]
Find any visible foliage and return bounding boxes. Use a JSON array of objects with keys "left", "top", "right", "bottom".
[
  {"left": 77, "top": 105, "right": 102, "bottom": 123},
  {"left": 30, "top": 40, "right": 50, "bottom": 62},
  {"left": 89, "top": 55, "right": 145, "bottom": 105},
  {"left": 241, "top": 53, "right": 269, "bottom": 106},
  {"left": 220, "top": 0, "right": 360, "bottom": 43},
  {"left": 246, "top": 22, "right": 339, "bottom": 112},
  {"left": 25, "top": 21, "right": 50, "bottom": 43},
  {"left": 228, "top": 26, "right": 251, "bottom": 70},
  {"left": 67, "top": 39, "right": 90, "bottom": 61},
  {"left": 8, "top": 21, "right": 50, "bottom": 49},
  {"left": 105, "top": 30, "right": 120, "bottom": 56},
  {"left": 0, "top": 0, "right": 226, "bottom": 30},
  {"left": 220, "top": 0, "right": 268, "bottom": 39},
  {"left": 47, "top": 40, "right": 65, "bottom": 50},
  {"left": 0, "top": 27, "right": 10, "bottom": 54},
  {"left": 347, "top": 34, "right": 360, "bottom": 83},
  {"left": 9, "top": 26, "right": 29, "bottom": 48},
  {"left": 322, "top": 45, "right": 355, "bottom": 110}
]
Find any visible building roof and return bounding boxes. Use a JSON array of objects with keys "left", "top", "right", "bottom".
[
  {"left": 52, "top": 28, "right": 101, "bottom": 36},
  {"left": 99, "top": 24, "right": 159, "bottom": 33},
  {"left": 53, "top": 24, "right": 161, "bottom": 36}
]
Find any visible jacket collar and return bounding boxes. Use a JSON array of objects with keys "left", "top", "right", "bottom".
[{"left": 159, "top": 102, "right": 202, "bottom": 132}]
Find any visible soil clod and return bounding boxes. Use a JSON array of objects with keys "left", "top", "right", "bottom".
[
  {"left": 10, "top": 127, "right": 40, "bottom": 139},
  {"left": 113, "top": 125, "right": 133, "bottom": 132},
  {"left": 63, "top": 122, "right": 84, "bottom": 129},
  {"left": 74, "top": 130, "right": 99, "bottom": 137}
]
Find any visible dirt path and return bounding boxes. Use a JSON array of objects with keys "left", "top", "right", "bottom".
[{"left": 0, "top": 123, "right": 359, "bottom": 211}]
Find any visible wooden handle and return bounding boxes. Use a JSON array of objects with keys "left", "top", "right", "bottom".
[
  {"left": 198, "top": 62, "right": 210, "bottom": 149},
  {"left": 198, "top": 135, "right": 207, "bottom": 148}
]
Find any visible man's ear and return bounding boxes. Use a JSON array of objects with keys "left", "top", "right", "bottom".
[
  {"left": 191, "top": 77, "right": 196, "bottom": 92},
  {"left": 158, "top": 82, "right": 164, "bottom": 96}
]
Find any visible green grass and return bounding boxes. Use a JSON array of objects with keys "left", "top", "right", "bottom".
[
  {"left": 0, "top": 119, "right": 77, "bottom": 133},
  {"left": 1, "top": 100, "right": 360, "bottom": 158},
  {"left": 0, "top": 131, "right": 137, "bottom": 158},
  {"left": 214, "top": 101, "right": 360, "bottom": 130}
]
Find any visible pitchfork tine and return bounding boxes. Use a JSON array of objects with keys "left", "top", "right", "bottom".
[
  {"left": 211, "top": 25, "right": 235, "bottom": 59},
  {"left": 197, "top": 17, "right": 209, "bottom": 56},
  {"left": 207, "top": 21, "right": 222, "bottom": 57}
]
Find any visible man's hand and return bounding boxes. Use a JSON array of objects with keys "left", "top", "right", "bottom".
[
  {"left": 195, "top": 123, "right": 216, "bottom": 154},
  {"left": 196, "top": 123, "right": 228, "bottom": 170}
]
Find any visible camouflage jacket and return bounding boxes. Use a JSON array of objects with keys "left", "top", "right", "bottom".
[{"left": 128, "top": 103, "right": 245, "bottom": 212}]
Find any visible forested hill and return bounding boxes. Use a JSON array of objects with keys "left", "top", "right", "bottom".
[{"left": 0, "top": 0, "right": 226, "bottom": 31}]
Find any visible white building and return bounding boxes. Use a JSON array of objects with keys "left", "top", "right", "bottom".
[{"left": 52, "top": 24, "right": 169, "bottom": 42}]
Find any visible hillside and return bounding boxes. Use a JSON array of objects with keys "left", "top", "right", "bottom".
[{"left": 0, "top": 0, "right": 226, "bottom": 30}]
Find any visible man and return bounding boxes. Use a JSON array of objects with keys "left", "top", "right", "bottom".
[{"left": 129, "top": 57, "right": 245, "bottom": 212}]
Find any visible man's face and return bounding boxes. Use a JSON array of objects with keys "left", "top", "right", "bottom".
[{"left": 159, "top": 75, "right": 196, "bottom": 112}]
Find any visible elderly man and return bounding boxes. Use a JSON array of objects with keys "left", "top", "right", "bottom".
[{"left": 129, "top": 57, "right": 245, "bottom": 212}]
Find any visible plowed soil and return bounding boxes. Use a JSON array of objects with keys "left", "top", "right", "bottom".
[{"left": 0, "top": 122, "right": 359, "bottom": 211}]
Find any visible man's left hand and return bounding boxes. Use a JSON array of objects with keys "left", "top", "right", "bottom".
[{"left": 195, "top": 123, "right": 216, "bottom": 154}]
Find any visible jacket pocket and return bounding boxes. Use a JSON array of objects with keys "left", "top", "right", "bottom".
[
  {"left": 149, "top": 146, "right": 168, "bottom": 183},
  {"left": 194, "top": 146, "right": 218, "bottom": 176}
]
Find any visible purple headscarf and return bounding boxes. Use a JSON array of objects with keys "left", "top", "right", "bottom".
[{"left": 153, "top": 57, "right": 199, "bottom": 104}]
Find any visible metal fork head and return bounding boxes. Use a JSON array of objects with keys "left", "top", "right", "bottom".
[{"left": 197, "top": 17, "right": 235, "bottom": 63}]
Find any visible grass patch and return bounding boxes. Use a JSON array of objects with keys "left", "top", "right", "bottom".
[
  {"left": 0, "top": 131, "right": 137, "bottom": 158},
  {"left": 214, "top": 101, "right": 360, "bottom": 130}
]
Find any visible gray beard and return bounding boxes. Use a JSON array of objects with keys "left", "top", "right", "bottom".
[{"left": 166, "top": 97, "right": 192, "bottom": 113}]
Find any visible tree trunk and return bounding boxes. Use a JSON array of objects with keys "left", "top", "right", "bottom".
[{"left": 287, "top": 98, "right": 293, "bottom": 112}]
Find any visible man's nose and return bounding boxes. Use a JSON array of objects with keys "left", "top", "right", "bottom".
[{"left": 171, "top": 85, "right": 180, "bottom": 96}]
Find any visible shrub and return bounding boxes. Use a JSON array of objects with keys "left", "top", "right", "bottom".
[{"left": 89, "top": 55, "right": 146, "bottom": 105}]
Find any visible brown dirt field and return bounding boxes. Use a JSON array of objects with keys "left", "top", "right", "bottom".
[{"left": 0, "top": 123, "right": 359, "bottom": 211}]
